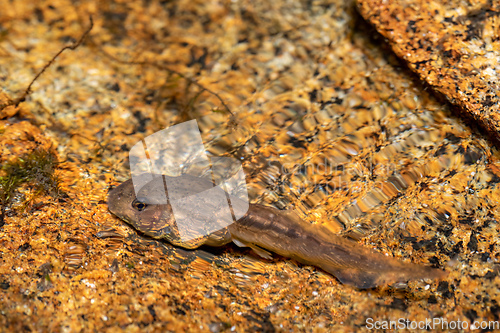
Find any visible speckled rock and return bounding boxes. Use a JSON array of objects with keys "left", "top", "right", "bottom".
[
  {"left": 356, "top": 0, "right": 500, "bottom": 144},
  {"left": 0, "top": 0, "right": 500, "bottom": 332}
]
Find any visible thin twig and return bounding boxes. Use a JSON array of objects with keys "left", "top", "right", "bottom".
[
  {"left": 90, "top": 39, "right": 234, "bottom": 117},
  {"left": 0, "top": 16, "right": 94, "bottom": 111}
]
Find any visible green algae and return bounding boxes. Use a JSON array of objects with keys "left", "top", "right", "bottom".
[{"left": 0, "top": 148, "right": 62, "bottom": 226}]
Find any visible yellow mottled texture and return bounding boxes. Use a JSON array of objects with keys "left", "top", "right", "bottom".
[{"left": 0, "top": 0, "right": 499, "bottom": 331}]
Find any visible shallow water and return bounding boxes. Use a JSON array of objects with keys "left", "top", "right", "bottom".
[{"left": 1, "top": 0, "right": 500, "bottom": 331}]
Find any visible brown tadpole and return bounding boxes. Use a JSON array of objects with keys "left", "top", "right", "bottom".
[
  {"left": 228, "top": 203, "right": 448, "bottom": 289},
  {"left": 108, "top": 174, "right": 448, "bottom": 289}
]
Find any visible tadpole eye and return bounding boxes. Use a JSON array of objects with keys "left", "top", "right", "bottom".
[{"left": 132, "top": 198, "right": 148, "bottom": 211}]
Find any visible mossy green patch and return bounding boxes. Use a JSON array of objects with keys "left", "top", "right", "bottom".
[{"left": 0, "top": 148, "right": 62, "bottom": 226}]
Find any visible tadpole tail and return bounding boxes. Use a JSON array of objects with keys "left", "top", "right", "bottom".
[
  {"left": 293, "top": 234, "right": 448, "bottom": 289},
  {"left": 230, "top": 203, "right": 448, "bottom": 289}
]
